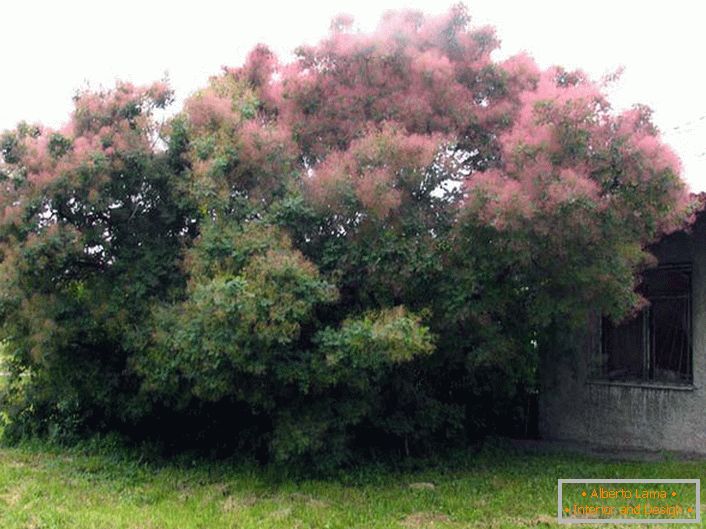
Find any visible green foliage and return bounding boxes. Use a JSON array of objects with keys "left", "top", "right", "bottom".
[
  {"left": 0, "top": 6, "right": 693, "bottom": 468},
  {"left": 0, "top": 83, "right": 197, "bottom": 442},
  {"left": 137, "top": 221, "right": 339, "bottom": 404},
  {"left": 317, "top": 307, "right": 434, "bottom": 375},
  {"left": 135, "top": 220, "right": 436, "bottom": 466}
]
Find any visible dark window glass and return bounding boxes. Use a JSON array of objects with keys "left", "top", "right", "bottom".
[
  {"left": 599, "top": 265, "right": 692, "bottom": 384},
  {"left": 601, "top": 312, "right": 645, "bottom": 380}
]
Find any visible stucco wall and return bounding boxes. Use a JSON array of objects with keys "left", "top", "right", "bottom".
[{"left": 539, "top": 217, "right": 706, "bottom": 454}]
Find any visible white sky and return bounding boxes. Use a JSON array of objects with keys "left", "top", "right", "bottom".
[{"left": 2, "top": 1, "right": 705, "bottom": 189}]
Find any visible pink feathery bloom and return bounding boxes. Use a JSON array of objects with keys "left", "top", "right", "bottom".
[
  {"left": 356, "top": 167, "right": 401, "bottom": 218},
  {"left": 184, "top": 89, "right": 236, "bottom": 129}
]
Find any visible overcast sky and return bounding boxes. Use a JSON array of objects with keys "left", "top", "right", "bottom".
[{"left": 2, "top": 1, "right": 705, "bottom": 189}]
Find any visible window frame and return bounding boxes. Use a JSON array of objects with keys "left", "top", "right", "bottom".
[{"left": 594, "top": 263, "right": 694, "bottom": 387}]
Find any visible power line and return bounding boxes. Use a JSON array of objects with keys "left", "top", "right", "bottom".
[{"left": 668, "top": 115, "right": 706, "bottom": 133}]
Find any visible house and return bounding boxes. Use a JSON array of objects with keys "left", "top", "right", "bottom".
[{"left": 539, "top": 207, "right": 706, "bottom": 454}]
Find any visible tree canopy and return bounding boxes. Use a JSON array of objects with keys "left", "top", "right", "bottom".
[{"left": 0, "top": 5, "right": 692, "bottom": 467}]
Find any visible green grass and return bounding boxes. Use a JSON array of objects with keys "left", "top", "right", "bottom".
[{"left": 0, "top": 441, "right": 703, "bottom": 529}]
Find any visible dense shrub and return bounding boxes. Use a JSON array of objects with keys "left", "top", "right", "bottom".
[{"left": 0, "top": 6, "right": 692, "bottom": 467}]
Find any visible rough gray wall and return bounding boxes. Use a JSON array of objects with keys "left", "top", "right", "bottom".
[{"left": 539, "top": 217, "right": 706, "bottom": 454}]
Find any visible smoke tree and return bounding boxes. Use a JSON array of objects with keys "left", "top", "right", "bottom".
[{"left": 0, "top": 6, "right": 691, "bottom": 466}]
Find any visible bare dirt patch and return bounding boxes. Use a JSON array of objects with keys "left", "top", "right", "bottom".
[{"left": 401, "top": 511, "right": 451, "bottom": 528}]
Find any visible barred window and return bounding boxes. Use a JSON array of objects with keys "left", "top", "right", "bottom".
[{"left": 598, "top": 265, "right": 692, "bottom": 385}]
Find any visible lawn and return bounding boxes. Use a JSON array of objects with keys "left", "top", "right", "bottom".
[{"left": 0, "top": 441, "right": 703, "bottom": 529}]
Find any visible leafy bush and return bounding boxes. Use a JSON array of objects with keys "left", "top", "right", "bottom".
[{"left": 0, "top": 6, "right": 693, "bottom": 466}]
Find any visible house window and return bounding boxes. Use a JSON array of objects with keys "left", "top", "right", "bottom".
[{"left": 598, "top": 265, "right": 692, "bottom": 385}]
